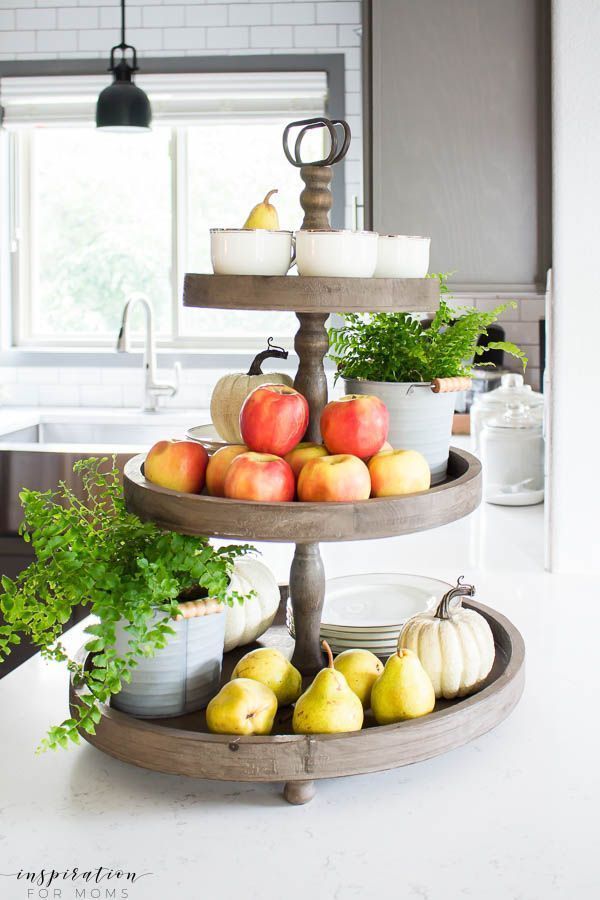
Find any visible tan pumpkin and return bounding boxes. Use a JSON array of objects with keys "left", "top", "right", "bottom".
[
  {"left": 398, "top": 578, "right": 495, "bottom": 700},
  {"left": 210, "top": 339, "right": 293, "bottom": 443}
]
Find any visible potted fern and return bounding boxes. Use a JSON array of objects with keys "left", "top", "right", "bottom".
[
  {"left": 328, "top": 277, "right": 527, "bottom": 482},
  {"left": 0, "top": 458, "right": 250, "bottom": 749}
]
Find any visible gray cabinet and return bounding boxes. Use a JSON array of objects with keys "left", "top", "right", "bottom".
[{"left": 366, "top": 0, "right": 551, "bottom": 290}]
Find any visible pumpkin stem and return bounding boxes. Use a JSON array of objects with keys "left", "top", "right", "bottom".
[
  {"left": 322, "top": 640, "right": 334, "bottom": 669},
  {"left": 435, "top": 576, "right": 476, "bottom": 620},
  {"left": 247, "top": 337, "right": 289, "bottom": 375}
]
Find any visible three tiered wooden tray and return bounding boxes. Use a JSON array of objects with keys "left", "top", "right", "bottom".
[{"left": 71, "top": 119, "right": 524, "bottom": 803}]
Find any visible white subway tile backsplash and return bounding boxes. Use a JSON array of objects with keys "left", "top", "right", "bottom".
[
  {"left": 164, "top": 27, "right": 206, "bottom": 50},
  {"left": 185, "top": 5, "right": 229, "bottom": 27},
  {"left": 57, "top": 8, "right": 97, "bottom": 30},
  {"left": 37, "top": 30, "right": 77, "bottom": 52},
  {"left": 273, "top": 4, "right": 315, "bottom": 25},
  {"left": 38, "top": 384, "right": 80, "bottom": 407},
  {"left": 4, "top": 384, "right": 40, "bottom": 406},
  {"left": 206, "top": 26, "right": 249, "bottom": 49},
  {"left": 293, "top": 24, "right": 337, "bottom": 47},
  {"left": 251, "top": 25, "right": 293, "bottom": 48},
  {"left": 59, "top": 367, "right": 102, "bottom": 386},
  {"left": 229, "top": 4, "right": 271, "bottom": 26},
  {"left": 143, "top": 6, "right": 185, "bottom": 28},
  {"left": 0, "top": 30, "right": 35, "bottom": 52},
  {"left": 79, "top": 385, "right": 124, "bottom": 408},
  {"left": 316, "top": 1, "right": 360, "bottom": 24},
  {"left": 518, "top": 296, "right": 546, "bottom": 321},
  {"left": 337, "top": 23, "right": 361, "bottom": 46},
  {"left": 99, "top": 7, "right": 142, "bottom": 29},
  {"left": 502, "top": 322, "right": 540, "bottom": 344},
  {"left": 16, "top": 8, "right": 56, "bottom": 30},
  {"left": 0, "top": 367, "right": 18, "bottom": 385},
  {"left": 0, "top": 11, "right": 15, "bottom": 30},
  {"left": 101, "top": 367, "right": 144, "bottom": 387},
  {"left": 17, "top": 366, "right": 59, "bottom": 385}
]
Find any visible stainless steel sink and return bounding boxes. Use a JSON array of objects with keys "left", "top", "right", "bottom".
[
  {"left": 0, "top": 420, "right": 186, "bottom": 447},
  {"left": 0, "top": 409, "right": 204, "bottom": 532}
]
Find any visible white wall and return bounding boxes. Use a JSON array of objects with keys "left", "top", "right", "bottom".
[{"left": 548, "top": 0, "right": 600, "bottom": 572}]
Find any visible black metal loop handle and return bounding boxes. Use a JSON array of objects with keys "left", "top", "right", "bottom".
[{"left": 283, "top": 117, "right": 351, "bottom": 168}]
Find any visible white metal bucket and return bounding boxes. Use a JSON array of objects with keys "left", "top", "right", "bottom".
[
  {"left": 111, "top": 609, "right": 225, "bottom": 718},
  {"left": 344, "top": 378, "right": 456, "bottom": 484}
]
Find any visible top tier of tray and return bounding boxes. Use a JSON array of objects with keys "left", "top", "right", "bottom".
[{"left": 183, "top": 273, "right": 439, "bottom": 314}]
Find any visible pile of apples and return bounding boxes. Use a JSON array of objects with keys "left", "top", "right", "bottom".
[
  {"left": 206, "top": 640, "right": 436, "bottom": 737},
  {"left": 146, "top": 385, "right": 431, "bottom": 502}
]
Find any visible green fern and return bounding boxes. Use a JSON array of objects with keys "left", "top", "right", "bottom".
[
  {"left": 0, "top": 457, "right": 251, "bottom": 751},
  {"left": 328, "top": 275, "right": 527, "bottom": 383}
]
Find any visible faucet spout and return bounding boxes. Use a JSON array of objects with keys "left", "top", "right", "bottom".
[{"left": 116, "top": 293, "right": 179, "bottom": 411}]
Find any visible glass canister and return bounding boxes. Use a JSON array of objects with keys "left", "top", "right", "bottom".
[
  {"left": 471, "top": 373, "right": 543, "bottom": 454},
  {"left": 480, "top": 404, "right": 544, "bottom": 506}
]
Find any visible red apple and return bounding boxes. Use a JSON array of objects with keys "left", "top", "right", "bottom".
[
  {"left": 240, "top": 385, "right": 309, "bottom": 456},
  {"left": 284, "top": 442, "right": 329, "bottom": 479},
  {"left": 206, "top": 444, "right": 249, "bottom": 497},
  {"left": 145, "top": 439, "right": 208, "bottom": 493},
  {"left": 224, "top": 452, "right": 295, "bottom": 502},
  {"left": 320, "top": 395, "right": 389, "bottom": 459},
  {"left": 368, "top": 449, "right": 431, "bottom": 497},
  {"left": 297, "top": 454, "right": 371, "bottom": 502}
]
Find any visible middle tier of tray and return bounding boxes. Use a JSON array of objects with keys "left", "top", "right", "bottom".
[
  {"left": 123, "top": 448, "right": 481, "bottom": 543},
  {"left": 182, "top": 273, "right": 439, "bottom": 313}
]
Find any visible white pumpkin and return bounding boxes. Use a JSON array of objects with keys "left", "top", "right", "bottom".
[
  {"left": 224, "top": 556, "right": 280, "bottom": 652},
  {"left": 398, "top": 579, "right": 495, "bottom": 700},
  {"left": 211, "top": 339, "right": 293, "bottom": 443}
]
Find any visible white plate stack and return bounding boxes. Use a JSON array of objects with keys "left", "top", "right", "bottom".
[{"left": 287, "top": 573, "right": 452, "bottom": 658}]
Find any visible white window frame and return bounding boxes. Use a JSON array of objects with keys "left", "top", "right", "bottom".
[{"left": 1, "top": 69, "right": 334, "bottom": 354}]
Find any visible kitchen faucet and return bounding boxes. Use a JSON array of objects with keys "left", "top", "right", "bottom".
[{"left": 116, "top": 294, "right": 180, "bottom": 412}]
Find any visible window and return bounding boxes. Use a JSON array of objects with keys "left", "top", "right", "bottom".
[{"left": 1, "top": 71, "right": 329, "bottom": 350}]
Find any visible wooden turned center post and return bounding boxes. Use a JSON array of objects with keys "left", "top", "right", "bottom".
[{"left": 290, "top": 542, "right": 326, "bottom": 675}]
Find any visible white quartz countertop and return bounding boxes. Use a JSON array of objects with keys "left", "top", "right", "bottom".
[{"left": 0, "top": 494, "right": 596, "bottom": 899}]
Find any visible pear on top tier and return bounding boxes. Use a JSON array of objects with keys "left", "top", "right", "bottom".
[
  {"left": 243, "top": 189, "right": 280, "bottom": 230},
  {"left": 292, "top": 641, "right": 364, "bottom": 735}
]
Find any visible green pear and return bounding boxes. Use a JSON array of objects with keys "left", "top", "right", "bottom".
[
  {"left": 293, "top": 641, "right": 364, "bottom": 734},
  {"left": 333, "top": 648, "right": 384, "bottom": 709},
  {"left": 231, "top": 647, "right": 302, "bottom": 706},
  {"left": 371, "top": 648, "right": 435, "bottom": 725},
  {"left": 206, "top": 678, "right": 277, "bottom": 735}
]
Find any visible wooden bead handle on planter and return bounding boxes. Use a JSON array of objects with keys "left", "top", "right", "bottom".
[{"left": 432, "top": 377, "right": 472, "bottom": 393}]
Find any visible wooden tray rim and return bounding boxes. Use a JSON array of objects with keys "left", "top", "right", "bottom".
[
  {"left": 69, "top": 601, "right": 524, "bottom": 764},
  {"left": 123, "top": 448, "right": 482, "bottom": 543},
  {"left": 183, "top": 272, "right": 439, "bottom": 313}
]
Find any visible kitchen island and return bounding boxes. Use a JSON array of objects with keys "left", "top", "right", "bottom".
[{"left": 0, "top": 497, "right": 595, "bottom": 900}]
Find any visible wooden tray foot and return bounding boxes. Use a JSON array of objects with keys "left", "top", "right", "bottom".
[{"left": 283, "top": 780, "right": 316, "bottom": 805}]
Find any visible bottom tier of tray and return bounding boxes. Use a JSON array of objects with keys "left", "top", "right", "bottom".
[{"left": 69, "top": 594, "right": 525, "bottom": 804}]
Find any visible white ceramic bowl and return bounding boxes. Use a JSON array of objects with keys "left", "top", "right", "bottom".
[
  {"left": 374, "top": 234, "right": 431, "bottom": 278},
  {"left": 295, "top": 229, "right": 378, "bottom": 278},
  {"left": 211, "top": 228, "right": 294, "bottom": 276}
]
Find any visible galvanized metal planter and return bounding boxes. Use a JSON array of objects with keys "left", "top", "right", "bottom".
[
  {"left": 344, "top": 378, "right": 456, "bottom": 484},
  {"left": 111, "top": 609, "right": 226, "bottom": 718}
]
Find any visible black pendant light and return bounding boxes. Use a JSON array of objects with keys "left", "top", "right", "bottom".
[{"left": 96, "top": 0, "right": 152, "bottom": 131}]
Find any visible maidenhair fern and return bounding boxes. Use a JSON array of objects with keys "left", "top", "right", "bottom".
[{"left": 328, "top": 275, "right": 527, "bottom": 384}]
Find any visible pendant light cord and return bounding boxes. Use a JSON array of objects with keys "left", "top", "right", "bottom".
[{"left": 120, "top": 0, "right": 126, "bottom": 48}]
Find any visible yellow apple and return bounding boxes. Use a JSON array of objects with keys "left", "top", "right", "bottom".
[{"left": 368, "top": 448, "right": 431, "bottom": 497}]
